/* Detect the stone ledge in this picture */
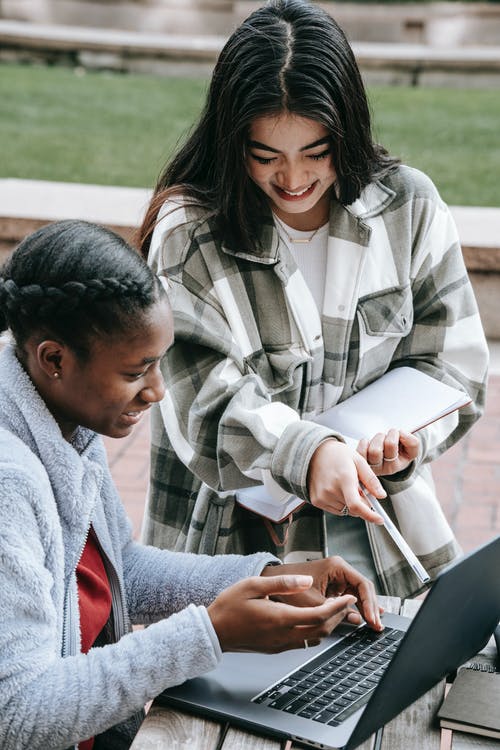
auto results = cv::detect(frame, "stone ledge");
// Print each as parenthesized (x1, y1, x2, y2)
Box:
(449, 206, 500, 273)
(1, 178, 499, 262)
(0, 180, 149, 265)
(1, 178, 499, 336)
(0, 180, 150, 229)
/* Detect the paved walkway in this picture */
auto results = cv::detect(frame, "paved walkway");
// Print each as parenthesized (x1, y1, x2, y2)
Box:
(106, 356, 500, 557)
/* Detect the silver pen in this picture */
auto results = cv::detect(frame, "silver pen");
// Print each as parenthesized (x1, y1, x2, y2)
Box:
(362, 488, 431, 585)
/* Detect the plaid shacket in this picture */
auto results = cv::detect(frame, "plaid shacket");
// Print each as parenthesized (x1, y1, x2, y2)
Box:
(143, 165, 488, 598)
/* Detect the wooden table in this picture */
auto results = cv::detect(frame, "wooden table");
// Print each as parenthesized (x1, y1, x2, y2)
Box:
(130, 596, 499, 750)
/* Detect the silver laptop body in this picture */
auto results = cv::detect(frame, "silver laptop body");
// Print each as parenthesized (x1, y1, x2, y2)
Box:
(159, 536, 500, 750)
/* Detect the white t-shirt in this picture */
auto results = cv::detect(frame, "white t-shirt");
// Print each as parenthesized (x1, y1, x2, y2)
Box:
(273, 216, 329, 312)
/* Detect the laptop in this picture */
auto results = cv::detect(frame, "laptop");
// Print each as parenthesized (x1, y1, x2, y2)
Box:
(158, 535, 500, 750)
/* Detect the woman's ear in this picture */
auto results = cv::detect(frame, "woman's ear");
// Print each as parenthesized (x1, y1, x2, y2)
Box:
(36, 340, 69, 380)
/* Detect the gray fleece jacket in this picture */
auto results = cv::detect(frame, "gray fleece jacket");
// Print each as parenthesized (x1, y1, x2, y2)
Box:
(0, 345, 276, 749)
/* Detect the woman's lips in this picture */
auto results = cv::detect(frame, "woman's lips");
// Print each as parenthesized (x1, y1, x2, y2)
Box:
(120, 408, 148, 426)
(273, 182, 317, 201)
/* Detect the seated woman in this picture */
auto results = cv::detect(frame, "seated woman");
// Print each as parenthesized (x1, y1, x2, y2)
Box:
(0, 220, 381, 750)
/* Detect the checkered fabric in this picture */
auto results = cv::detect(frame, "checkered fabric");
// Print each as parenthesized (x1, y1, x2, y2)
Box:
(142, 165, 488, 598)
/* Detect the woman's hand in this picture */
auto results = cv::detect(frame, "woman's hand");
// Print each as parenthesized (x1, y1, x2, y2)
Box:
(357, 429, 419, 477)
(207, 574, 358, 653)
(261, 556, 383, 631)
(307, 439, 385, 523)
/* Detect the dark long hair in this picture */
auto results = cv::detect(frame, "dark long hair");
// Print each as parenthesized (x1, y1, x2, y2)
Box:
(139, 0, 399, 257)
(0, 220, 162, 359)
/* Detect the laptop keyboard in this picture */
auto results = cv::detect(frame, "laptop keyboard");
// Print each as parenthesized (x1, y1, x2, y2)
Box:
(253, 625, 404, 727)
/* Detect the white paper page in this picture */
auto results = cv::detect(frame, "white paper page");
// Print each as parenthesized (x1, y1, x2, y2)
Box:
(314, 367, 471, 440)
(235, 485, 304, 523)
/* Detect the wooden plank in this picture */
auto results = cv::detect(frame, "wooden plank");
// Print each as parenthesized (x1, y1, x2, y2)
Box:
(380, 681, 444, 750)
(352, 733, 377, 750)
(130, 705, 220, 750)
(452, 731, 500, 749)
(222, 725, 281, 749)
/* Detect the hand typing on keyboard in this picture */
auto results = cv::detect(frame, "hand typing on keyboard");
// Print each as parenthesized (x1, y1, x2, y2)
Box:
(261, 556, 384, 632)
(208, 556, 383, 653)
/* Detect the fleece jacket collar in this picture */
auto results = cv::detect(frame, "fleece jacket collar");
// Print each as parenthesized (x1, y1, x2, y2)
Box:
(0, 345, 104, 572)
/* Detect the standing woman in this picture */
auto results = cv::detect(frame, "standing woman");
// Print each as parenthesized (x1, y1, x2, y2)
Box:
(0, 220, 383, 750)
(139, 0, 488, 597)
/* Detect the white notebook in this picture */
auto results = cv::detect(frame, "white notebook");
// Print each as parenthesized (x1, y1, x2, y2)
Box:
(235, 367, 471, 522)
(234, 484, 306, 524)
(313, 366, 471, 448)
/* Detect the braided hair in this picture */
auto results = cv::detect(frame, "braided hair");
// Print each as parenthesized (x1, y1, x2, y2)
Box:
(0, 220, 162, 359)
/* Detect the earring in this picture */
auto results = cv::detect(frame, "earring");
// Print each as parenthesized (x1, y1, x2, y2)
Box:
(53, 372, 60, 379)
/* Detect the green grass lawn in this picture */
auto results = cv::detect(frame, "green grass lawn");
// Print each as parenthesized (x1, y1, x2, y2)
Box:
(1, 62, 499, 207)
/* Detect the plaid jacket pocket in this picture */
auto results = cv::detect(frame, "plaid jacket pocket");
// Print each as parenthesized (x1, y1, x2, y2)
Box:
(354, 285, 413, 390)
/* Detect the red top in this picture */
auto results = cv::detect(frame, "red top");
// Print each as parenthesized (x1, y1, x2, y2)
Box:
(76, 528, 112, 750)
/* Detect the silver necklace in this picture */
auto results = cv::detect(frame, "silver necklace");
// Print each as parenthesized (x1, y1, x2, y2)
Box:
(274, 214, 323, 245)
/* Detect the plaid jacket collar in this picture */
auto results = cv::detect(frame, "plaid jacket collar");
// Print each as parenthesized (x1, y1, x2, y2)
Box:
(220, 179, 397, 264)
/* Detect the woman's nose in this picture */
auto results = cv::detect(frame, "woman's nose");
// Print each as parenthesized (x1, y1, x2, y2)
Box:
(141, 365, 166, 404)
(277, 161, 307, 190)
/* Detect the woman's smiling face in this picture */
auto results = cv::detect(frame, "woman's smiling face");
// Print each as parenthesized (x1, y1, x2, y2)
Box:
(246, 113, 337, 231)
(45, 297, 173, 441)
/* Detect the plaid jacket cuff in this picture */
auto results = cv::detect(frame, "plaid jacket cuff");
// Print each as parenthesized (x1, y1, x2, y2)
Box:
(270, 421, 343, 502)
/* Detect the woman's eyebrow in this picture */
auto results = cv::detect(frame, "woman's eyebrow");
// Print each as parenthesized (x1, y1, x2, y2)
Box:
(299, 137, 330, 151)
(248, 140, 280, 153)
(127, 356, 161, 367)
(248, 136, 330, 153)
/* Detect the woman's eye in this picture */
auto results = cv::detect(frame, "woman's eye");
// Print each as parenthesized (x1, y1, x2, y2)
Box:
(250, 154, 275, 165)
(127, 372, 147, 380)
(309, 149, 331, 161)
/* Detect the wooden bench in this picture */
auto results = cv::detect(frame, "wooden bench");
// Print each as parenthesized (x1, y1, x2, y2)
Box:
(1, 19, 500, 86)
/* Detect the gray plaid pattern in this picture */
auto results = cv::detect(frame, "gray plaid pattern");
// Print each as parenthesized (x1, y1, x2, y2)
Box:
(142, 166, 488, 598)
